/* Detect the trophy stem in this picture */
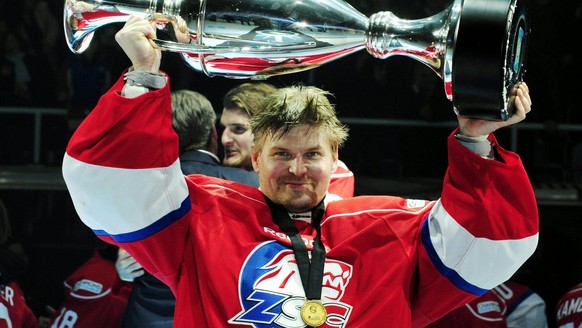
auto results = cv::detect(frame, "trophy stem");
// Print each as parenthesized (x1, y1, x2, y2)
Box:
(365, 1, 462, 100)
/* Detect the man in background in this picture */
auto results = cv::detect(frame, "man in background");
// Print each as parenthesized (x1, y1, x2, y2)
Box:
(117, 89, 259, 327)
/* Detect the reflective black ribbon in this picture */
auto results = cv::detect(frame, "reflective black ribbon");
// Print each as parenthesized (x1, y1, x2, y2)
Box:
(266, 198, 326, 301)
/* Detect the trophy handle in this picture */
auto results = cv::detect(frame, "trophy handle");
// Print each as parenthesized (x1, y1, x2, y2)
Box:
(152, 38, 317, 54)
(64, 0, 319, 54)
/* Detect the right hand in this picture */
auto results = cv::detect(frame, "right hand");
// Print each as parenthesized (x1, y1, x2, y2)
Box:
(115, 15, 162, 73)
(116, 248, 145, 282)
(457, 82, 532, 137)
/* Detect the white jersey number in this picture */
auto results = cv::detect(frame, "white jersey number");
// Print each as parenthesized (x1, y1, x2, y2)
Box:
(51, 307, 78, 328)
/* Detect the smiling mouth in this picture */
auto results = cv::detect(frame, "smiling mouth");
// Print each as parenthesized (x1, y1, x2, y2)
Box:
(284, 182, 308, 190)
(225, 150, 239, 158)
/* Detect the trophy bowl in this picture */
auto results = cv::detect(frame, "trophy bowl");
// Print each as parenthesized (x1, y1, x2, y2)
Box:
(64, 0, 529, 121)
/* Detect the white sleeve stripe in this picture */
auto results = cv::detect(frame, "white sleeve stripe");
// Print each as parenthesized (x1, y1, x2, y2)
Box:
(421, 218, 488, 296)
(505, 289, 534, 315)
(93, 197, 191, 242)
(62, 154, 189, 235)
(425, 200, 538, 290)
(69, 288, 112, 300)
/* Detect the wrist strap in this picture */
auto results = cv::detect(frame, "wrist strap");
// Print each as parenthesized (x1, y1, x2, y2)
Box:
(455, 133, 494, 159)
(124, 70, 167, 90)
(454, 133, 488, 143)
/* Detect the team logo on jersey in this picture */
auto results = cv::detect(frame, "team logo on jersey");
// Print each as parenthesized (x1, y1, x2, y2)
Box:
(73, 279, 103, 294)
(476, 301, 501, 314)
(229, 241, 353, 327)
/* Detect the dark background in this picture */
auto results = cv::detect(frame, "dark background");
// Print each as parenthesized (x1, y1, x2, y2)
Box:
(1, 0, 581, 326)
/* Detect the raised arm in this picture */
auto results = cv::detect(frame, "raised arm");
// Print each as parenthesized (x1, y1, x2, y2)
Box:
(62, 16, 192, 289)
(412, 84, 538, 326)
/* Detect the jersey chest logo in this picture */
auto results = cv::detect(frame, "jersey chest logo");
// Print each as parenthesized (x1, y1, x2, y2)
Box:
(229, 241, 353, 327)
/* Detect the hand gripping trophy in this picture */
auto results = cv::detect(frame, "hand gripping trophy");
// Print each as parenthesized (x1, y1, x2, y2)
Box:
(63, 0, 529, 120)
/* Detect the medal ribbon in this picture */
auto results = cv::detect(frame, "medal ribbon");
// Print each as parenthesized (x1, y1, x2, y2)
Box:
(266, 198, 326, 301)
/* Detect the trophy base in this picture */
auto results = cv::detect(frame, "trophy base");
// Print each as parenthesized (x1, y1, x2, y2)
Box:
(452, 0, 529, 121)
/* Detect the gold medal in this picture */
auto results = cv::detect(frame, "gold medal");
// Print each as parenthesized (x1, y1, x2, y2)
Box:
(300, 300, 327, 327)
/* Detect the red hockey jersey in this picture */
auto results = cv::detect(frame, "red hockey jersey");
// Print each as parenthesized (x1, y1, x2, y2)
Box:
(62, 74, 539, 327)
(556, 282, 582, 328)
(48, 252, 132, 328)
(427, 281, 547, 328)
(0, 281, 37, 328)
(328, 160, 354, 199)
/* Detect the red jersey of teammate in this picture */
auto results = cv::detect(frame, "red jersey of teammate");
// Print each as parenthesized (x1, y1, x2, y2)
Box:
(427, 289, 507, 328)
(328, 160, 354, 199)
(556, 282, 582, 328)
(49, 251, 132, 328)
(0, 281, 37, 328)
(427, 281, 547, 328)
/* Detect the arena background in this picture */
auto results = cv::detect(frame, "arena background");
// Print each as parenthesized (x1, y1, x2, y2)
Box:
(0, 0, 581, 326)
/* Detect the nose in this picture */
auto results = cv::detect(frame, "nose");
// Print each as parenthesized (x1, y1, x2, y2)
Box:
(289, 157, 307, 176)
(221, 129, 233, 146)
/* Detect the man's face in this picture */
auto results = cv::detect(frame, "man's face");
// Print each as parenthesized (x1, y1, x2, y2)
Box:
(252, 124, 338, 213)
(220, 108, 254, 169)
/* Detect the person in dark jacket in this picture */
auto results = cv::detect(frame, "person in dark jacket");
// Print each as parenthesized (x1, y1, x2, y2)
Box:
(116, 89, 258, 327)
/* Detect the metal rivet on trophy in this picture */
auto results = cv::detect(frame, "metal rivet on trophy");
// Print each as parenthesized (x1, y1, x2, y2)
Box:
(64, 0, 529, 120)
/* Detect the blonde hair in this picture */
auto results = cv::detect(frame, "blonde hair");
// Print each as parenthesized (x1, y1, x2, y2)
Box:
(223, 82, 277, 117)
(250, 85, 348, 151)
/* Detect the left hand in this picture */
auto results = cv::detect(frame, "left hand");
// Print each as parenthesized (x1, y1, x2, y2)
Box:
(457, 82, 532, 137)
(116, 248, 145, 282)
(115, 15, 162, 73)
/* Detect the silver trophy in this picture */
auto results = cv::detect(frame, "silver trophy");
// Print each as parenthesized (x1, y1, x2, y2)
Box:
(64, 0, 529, 120)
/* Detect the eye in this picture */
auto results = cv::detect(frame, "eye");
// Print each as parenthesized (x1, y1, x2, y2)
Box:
(274, 151, 290, 158)
(306, 151, 320, 158)
(230, 124, 249, 135)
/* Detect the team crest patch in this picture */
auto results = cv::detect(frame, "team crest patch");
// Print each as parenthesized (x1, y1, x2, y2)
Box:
(477, 301, 501, 314)
(73, 279, 103, 294)
(229, 241, 353, 327)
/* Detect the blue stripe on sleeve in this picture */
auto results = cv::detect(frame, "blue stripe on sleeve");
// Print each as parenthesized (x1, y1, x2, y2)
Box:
(506, 290, 534, 316)
(421, 218, 488, 296)
(93, 196, 191, 242)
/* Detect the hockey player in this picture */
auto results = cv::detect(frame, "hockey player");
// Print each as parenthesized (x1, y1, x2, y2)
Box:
(48, 244, 132, 328)
(555, 282, 582, 327)
(220, 82, 355, 199)
(62, 16, 538, 327)
(0, 199, 37, 328)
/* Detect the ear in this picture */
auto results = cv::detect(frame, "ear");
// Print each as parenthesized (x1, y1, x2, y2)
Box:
(332, 149, 339, 173)
(211, 124, 218, 140)
(251, 145, 260, 172)
(209, 125, 219, 155)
